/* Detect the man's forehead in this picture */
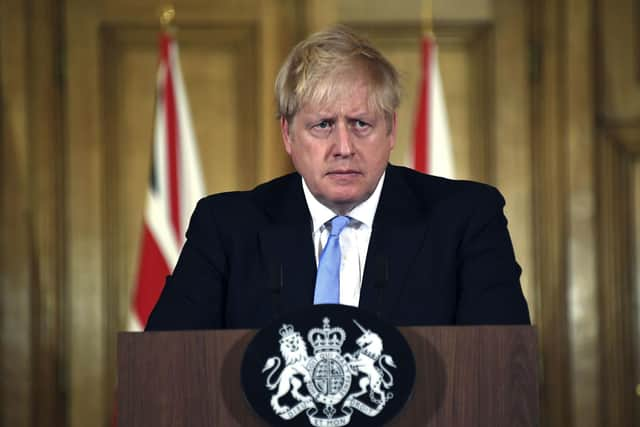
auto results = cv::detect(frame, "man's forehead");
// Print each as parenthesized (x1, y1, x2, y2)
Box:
(300, 75, 379, 110)
(298, 90, 381, 118)
(298, 102, 380, 118)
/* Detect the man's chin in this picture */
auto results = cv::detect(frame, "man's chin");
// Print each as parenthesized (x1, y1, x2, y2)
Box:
(326, 172, 361, 180)
(321, 191, 367, 214)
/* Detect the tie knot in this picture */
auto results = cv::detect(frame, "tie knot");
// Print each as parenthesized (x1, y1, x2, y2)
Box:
(329, 216, 350, 236)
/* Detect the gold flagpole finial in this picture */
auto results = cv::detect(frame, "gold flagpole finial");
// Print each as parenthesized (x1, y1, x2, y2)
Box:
(159, 5, 176, 29)
(421, 0, 434, 38)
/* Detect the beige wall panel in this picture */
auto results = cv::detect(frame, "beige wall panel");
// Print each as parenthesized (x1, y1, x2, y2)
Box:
(596, 131, 637, 427)
(635, 164, 640, 370)
(1, 0, 65, 425)
(598, 0, 640, 119)
(439, 44, 475, 181)
(1, 1, 33, 426)
(305, 0, 339, 33)
(635, 163, 640, 425)
(102, 0, 261, 22)
(28, 1, 66, 425)
(376, 35, 421, 168)
(180, 29, 258, 193)
(340, 0, 420, 21)
(257, 0, 299, 181)
(434, 0, 492, 21)
(66, 0, 107, 423)
(595, 0, 640, 425)
(338, 0, 492, 22)
(0, 110, 32, 427)
(439, 32, 491, 182)
(565, 1, 599, 426)
(532, 1, 574, 425)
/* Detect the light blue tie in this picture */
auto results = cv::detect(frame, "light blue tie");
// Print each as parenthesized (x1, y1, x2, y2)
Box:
(314, 216, 350, 304)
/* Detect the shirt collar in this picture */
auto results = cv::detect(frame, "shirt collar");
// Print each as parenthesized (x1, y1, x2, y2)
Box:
(302, 171, 386, 233)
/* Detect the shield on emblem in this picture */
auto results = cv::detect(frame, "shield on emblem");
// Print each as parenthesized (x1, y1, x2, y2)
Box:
(313, 359, 344, 395)
(307, 352, 352, 405)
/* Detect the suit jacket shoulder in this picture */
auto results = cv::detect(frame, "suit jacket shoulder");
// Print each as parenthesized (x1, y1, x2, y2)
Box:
(365, 165, 529, 325)
(194, 172, 310, 229)
(384, 165, 505, 213)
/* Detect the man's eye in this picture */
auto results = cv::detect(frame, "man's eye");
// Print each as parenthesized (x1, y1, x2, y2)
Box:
(352, 120, 372, 134)
(308, 120, 334, 137)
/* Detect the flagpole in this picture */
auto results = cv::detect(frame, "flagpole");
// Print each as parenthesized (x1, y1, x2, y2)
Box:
(412, 0, 454, 178)
(421, 0, 434, 39)
(159, 4, 176, 32)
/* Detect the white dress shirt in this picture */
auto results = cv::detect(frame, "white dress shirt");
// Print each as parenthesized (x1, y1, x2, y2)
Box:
(301, 173, 385, 307)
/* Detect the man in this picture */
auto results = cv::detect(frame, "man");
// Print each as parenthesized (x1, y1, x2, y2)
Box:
(146, 26, 530, 330)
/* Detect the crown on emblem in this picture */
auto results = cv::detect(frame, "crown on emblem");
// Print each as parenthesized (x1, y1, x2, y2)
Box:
(307, 317, 346, 354)
(278, 324, 299, 341)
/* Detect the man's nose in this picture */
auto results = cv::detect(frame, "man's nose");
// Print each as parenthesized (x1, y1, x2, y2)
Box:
(334, 122, 354, 157)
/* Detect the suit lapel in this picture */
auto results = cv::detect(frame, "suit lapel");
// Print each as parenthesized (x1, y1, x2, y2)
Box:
(256, 174, 317, 313)
(359, 166, 430, 317)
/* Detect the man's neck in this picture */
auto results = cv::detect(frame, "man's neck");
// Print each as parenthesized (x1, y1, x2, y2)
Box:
(301, 172, 386, 232)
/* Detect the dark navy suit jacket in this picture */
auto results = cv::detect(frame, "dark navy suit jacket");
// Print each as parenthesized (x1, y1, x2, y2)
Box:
(146, 165, 530, 330)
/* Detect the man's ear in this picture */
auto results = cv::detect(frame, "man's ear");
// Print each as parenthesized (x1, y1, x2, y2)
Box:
(388, 111, 398, 150)
(281, 116, 293, 155)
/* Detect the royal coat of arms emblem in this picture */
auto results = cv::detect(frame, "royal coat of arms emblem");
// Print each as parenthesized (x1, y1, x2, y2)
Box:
(261, 317, 397, 426)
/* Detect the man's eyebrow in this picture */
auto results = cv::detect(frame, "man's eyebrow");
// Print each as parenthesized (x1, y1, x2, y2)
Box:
(346, 112, 376, 120)
(304, 113, 337, 121)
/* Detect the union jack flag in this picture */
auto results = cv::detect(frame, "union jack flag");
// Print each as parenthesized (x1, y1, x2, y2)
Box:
(412, 35, 455, 178)
(129, 31, 205, 330)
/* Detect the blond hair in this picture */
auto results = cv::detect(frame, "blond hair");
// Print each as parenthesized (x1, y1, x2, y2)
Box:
(275, 25, 400, 131)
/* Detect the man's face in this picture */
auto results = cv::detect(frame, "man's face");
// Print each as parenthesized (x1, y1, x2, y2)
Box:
(281, 80, 396, 214)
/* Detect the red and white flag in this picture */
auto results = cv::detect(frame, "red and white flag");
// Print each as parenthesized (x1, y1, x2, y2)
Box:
(129, 32, 206, 331)
(412, 35, 455, 178)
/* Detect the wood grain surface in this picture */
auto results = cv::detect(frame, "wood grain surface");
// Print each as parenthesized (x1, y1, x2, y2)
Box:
(118, 326, 538, 426)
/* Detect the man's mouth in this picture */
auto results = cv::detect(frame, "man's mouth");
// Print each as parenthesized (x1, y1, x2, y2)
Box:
(326, 169, 361, 176)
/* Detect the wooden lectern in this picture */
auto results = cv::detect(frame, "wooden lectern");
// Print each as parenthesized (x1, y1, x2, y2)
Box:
(118, 326, 538, 426)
